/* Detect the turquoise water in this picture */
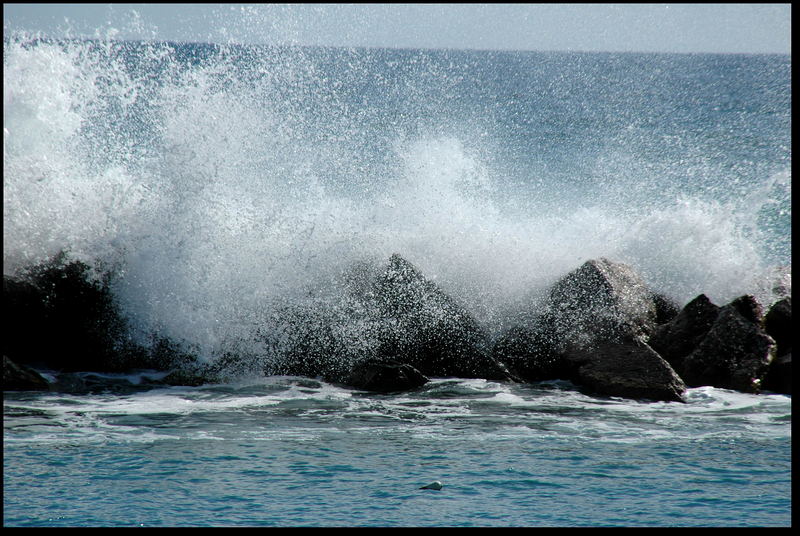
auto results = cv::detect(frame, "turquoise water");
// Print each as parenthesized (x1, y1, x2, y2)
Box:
(3, 36, 791, 527)
(3, 378, 792, 527)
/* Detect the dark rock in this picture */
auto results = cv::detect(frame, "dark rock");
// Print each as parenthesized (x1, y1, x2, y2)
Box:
(345, 358, 429, 393)
(46, 371, 160, 395)
(647, 294, 720, 375)
(726, 294, 763, 324)
(544, 258, 660, 345)
(160, 368, 213, 387)
(47, 372, 92, 393)
(265, 254, 514, 387)
(3, 355, 50, 391)
(492, 258, 686, 402)
(764, 297, 791, 357)
(372, 254, 511, 380)
(3, 276, 48, 366)
(762, 353, 791, 395)
(3, 254, 148, 372)
(491, 321, 564, 382)
(681, 298, 777, 393)
(652, 292, 681, 325)
(157, 347, 264, 387)
(146, 336, 203, 373)
(266, 300, 375, 383)
(561, 340, 686, 403)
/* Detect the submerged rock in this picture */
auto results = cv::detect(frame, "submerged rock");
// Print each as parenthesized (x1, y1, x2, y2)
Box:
(160, 368, 215, 387)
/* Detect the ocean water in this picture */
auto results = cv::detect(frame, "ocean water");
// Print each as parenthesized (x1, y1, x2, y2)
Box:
(3, 35, 791, 527)
(3, 376, 793, 527)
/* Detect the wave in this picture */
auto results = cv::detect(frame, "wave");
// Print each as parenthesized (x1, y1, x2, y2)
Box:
(3, 36, 791, 363)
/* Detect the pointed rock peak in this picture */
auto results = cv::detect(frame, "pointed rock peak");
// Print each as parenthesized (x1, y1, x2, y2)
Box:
(388, 253, 406, 265)
(575, 258, 626, 282)
(583, 257, 615, 273)
(383, 254, 432, 291)
(549, 258, 653, 313)
(724, 294, 763, 324)
(686, 294, 716, 308)
(387, 253, 423, 278)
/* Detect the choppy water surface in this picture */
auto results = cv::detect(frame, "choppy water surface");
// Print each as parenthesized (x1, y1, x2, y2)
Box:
(3, 377, 791, 526)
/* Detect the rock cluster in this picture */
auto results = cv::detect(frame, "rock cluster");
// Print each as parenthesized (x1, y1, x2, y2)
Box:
(492, 258, 788, 401)
(4, 253, 791, 400)
(494, 258, 686, 402)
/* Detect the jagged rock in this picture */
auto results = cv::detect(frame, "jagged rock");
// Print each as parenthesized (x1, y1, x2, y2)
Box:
(372, 254, 512, 380)
(647, 294, 720, 375)
(649, 293, 786, 395)
(3, 355, 50, 391)
(265, 254, 514, 387)
(681, 297, 777, 393)
(726, 294, 763, 324)
(491, 258, 686, 402)
(491, 321, 563, 382)
(764, 297, 791, 357)
(543, 258, 660, 346)
(561, 340, 686, 403)
(345, 358, 429, 393)
(652, 292, 681, 325)
(492, 258, 664, 374)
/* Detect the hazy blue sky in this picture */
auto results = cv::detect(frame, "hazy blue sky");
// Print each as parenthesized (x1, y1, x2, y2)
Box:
(3, 3, 792, 54)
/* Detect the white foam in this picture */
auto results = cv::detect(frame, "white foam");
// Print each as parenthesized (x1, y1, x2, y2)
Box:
(3, 36, 790, 366)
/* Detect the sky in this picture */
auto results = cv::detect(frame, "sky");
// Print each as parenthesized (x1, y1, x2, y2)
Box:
(2, 3, 792, 54)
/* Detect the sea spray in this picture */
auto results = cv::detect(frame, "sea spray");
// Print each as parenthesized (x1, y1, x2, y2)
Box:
(4, 36, 791, 369)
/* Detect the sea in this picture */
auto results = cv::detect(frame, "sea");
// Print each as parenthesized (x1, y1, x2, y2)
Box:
(3, 35, 791, 527)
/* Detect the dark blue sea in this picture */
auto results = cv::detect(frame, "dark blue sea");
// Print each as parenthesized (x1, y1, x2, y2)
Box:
(3, 37, 791, 527)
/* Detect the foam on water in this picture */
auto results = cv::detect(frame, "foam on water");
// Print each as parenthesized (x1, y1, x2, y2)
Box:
(3, 33, 791, 365)
(4, 376, 790, 448)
